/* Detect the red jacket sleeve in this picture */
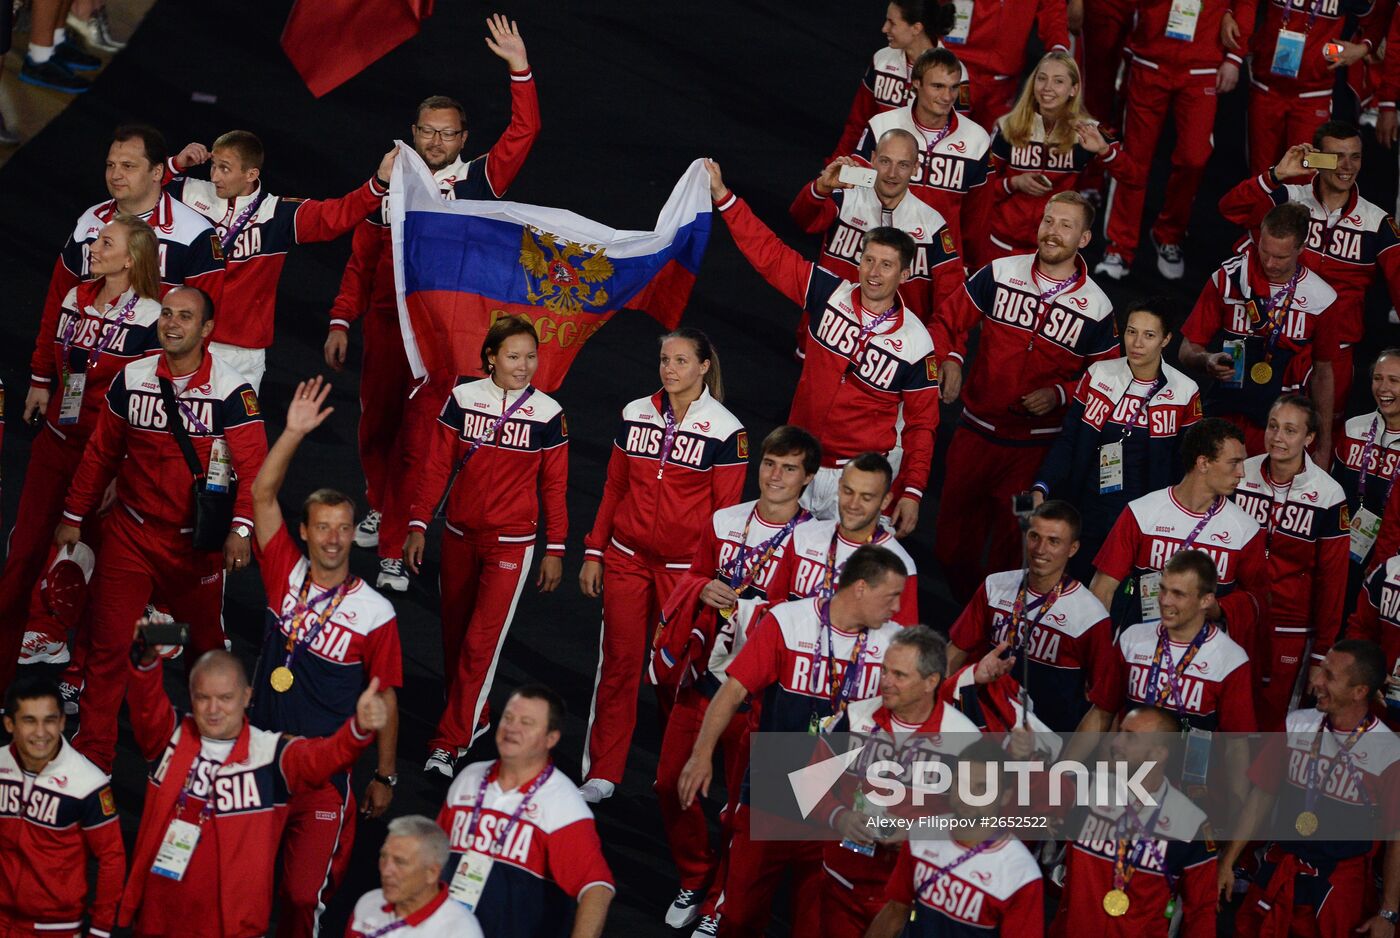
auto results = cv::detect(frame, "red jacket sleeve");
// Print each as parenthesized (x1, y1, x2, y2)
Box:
(1371, 482, 1400, 575)
(948, 581, 994, 654)
(832, 78, 879, 162)
(482, 69, 542, 198)
(1218, 660, 1258, 732)
(1081, 616, 1120, 712)
(1310, 509, 1351, 658)
(1036, 0, 1071, 51)
(1381, 6, 1400, 109)
(1218, 172, 1283, 230)
(62, 387, 128, 525)
(1001, 876, 1046, 934)
(688, 523, 721, 578)
(884, 842, 917, 904)
(409, 411, 460, 530)
(724, 610, 784, 694)
(280, 715, 376, 794)
(1348, 567, 1382, 644)
(789, 181, 840, 235)
(892, 358, 940, 504)
(1180, 849, 1219, 938)
(1181, 275, 1226, 347)
(895, 573, 920, 625)
(712, 459, 747, 517)
(541, 432, 569, 557)
(1093, 506, 1141, 583)
(227, 410, 269, 530)
(329, 220, 386, 331)
(80, 789, 126, 937)
(715, 193, 818, 308)
(931, 267, 994, 366)
(583, 442, 631, 561)
(125, 660, 180, 762)
(290, 177, 388, 244)
(32, 258, 78, 388)
(1231, 0, 1261, 54)
(1219, 532, 1266, 658)
(543, 818, 616, 899)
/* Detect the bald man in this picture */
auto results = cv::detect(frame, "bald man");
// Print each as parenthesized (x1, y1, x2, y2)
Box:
(119, 629, 389, 937)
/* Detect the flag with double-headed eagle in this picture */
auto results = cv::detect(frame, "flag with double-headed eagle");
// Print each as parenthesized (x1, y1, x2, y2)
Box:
(389, 143, 712, 392)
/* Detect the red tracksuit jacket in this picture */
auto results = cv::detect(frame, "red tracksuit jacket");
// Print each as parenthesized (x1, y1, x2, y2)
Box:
(1232, 454, 1349, 657)
(31, 280, 163, 435)
(1219, 172, 1400, 349)
(408, 377, 568, 555)
(1231, 0, 1384, 97)
(584, 388, 747, 566)
(944, 0, 1070, 78)
(1127, 0, 1238, 70)
(933, 253, 1120, 441)
(39, 194, 225, 359)
(62, 351, 268, 533)
(119, 658, 374, 935)
(717, 191, 941, 503)
(165, 168, 387, 349)
(329, 68, 540, 330)
(0, 739, 125, 935)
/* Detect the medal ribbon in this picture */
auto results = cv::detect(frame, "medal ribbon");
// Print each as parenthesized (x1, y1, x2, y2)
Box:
(279, 572, 355, 672)
(841, 301, 901, 383)
(219, 190, 268, 255)
(1117, 375, 1167, 441)
(464, 761, 555, 851)
(722, 507, 811, 595)
(1026, 266, 1083, 352)
(1143, 624, 1209, 715)
(1282, 0, 1326, 34)
(363, 918, 411, 938)
(1302, 715, 1374, 816)
(922, 117, 955, 170)
(914, 837, 1000, 898)
(810, 597, 869, 728)
(656, 394, 681, 479)
(174, 747, 229, 825)
(1355, 415, 1400, 506)
(1112, 795, 1168, 894)
(1179, 496, 1222, 552)
(60, 291, 140, 373)
(819, 527, 885, 600)
(1004, 576, 1068, 654)
(1254, 265, 1305, 368)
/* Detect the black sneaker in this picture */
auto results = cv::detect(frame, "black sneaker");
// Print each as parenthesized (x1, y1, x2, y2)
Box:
(55, 39, 102, 72)
(20, 56, 91, 93)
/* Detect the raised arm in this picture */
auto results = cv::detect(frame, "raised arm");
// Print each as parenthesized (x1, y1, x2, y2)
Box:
(253, 377, 335, 552)
(706, 159, 818, 308)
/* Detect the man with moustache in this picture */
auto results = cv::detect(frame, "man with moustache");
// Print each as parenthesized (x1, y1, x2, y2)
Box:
(933, 191, 1118, 602)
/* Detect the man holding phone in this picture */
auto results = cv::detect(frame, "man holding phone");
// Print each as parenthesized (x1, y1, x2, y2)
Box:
(53, 286, 268, 773)
(1220, 122, 1400, 450)
(790, 128, 963, 329)
(248, 375, 403, 938)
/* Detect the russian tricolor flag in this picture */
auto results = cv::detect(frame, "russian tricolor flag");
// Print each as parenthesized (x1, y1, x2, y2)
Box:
(389, 143, 712, 392)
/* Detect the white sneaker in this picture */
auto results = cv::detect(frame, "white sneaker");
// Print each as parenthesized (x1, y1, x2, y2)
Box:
(578, 779, 615, 803)
(1094, 252, 1129, 281)
(18, 631, 70, 665)
(692, 915, 719, 936)
(354, 510, 382, 548)
(424, 748, 455, 778)
(1152, 234, 1185, 280)
(376, 557, 409, 592)
(666, 888, 703, 928)
(67, 9, 125, 51)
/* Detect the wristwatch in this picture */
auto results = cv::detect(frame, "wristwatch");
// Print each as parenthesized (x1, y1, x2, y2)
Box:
(233, 524, 252, 539)
(373, 772, 399, 788)
(1379, 910, 1398, 924)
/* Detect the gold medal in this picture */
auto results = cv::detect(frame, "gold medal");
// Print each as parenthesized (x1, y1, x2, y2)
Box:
(1295, 810, 1319, 837)
(1250, 362, 1273, 384)
(270, 666, 295, 693)
(1103, 888, 1130, 917)
(718, 605, 735, 620)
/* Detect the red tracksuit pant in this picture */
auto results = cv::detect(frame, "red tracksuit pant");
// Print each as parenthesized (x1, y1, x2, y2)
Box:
(935, 426, 1051, 603)
(276, 781, 356, 938)
(820, 863, 890, 938)
(0, 428, 98, 683)
(429, 529, 534, 752)
(0, 917, 80, 938)
(1079, 0, 1136, 123)
(377, 370, 453, 564)
(357, 305, 413, 515)
(1254, 629, 1312, 732)
(1234, 852, 1373, 937)
(71, 509, 226, 772)
(1248, 84, 1334, 176)
(1104, 64, 1218, 264)
(715, 804, 824, 937)
(655, 685, 751, 892)
(584, 544, 685, 784)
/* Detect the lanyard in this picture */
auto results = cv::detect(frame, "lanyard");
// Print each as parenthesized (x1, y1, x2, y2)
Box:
(914, 838, 999, 897)
(61, 291, 140, 372)
(363, 918, 410, 938)
(465, 762, 555, 852)
(1027, 267, 1083, 352)
(1180, 497, 1222, 552)
(219, 191, 268, 255)
(1143, 625, 1208, 716)
(1112, 796, 1168, 892)
(819, 527, 883, 600)
(1303, 716, 1374, 814)
(1356, 416, 1400, 505)
(922, 117, 954, 167)
(723, 507, 811, 595)
(1004, 576, 1067, 653)
(279, 572, 355, 671)
(811, 597, 868, 721)
(174, 745, 229, 825)
(461, 387, 535, 467)
(1117, 375, 1166, 441)
(1262, 469, 1295, 560)
(1251, 266, 1304, 366)
(657, 394, 681, 479)
(841, 301, 900, 384)
(1283, 0, 1326, 33)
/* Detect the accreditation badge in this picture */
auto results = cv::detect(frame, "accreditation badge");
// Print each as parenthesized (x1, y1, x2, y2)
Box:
(1138, 571, 1162, 622)
(151, 818, 202, 881)
(1098, 441, 1124, 494)
(58, 369, 86, 426)
(1349, 507, 1382, 564)
(1165, 0, 1202, 41)
(1271, 29, 1306, 78)
(449, 849, 494, 912)
(945, 0, 973, 43)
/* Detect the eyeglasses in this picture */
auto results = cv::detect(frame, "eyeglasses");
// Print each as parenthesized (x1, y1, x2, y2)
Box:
(413, 125, 464, 141)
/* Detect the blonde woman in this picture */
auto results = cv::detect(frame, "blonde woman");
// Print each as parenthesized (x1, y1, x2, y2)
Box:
(975, 52, 1128, 263)
(0, 214, 164, 677)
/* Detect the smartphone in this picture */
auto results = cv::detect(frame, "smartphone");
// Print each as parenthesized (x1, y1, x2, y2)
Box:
(143, 621, 191, 646)
(1302, 151, 1338, 170)
(1011, 492, 1036, 517)
(1032, 173, 1053, 187)
(837, 165, 877, 188)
